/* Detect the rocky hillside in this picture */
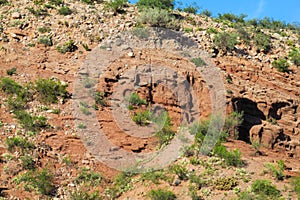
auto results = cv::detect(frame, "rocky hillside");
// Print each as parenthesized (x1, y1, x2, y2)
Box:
(0, 0, 299, 199)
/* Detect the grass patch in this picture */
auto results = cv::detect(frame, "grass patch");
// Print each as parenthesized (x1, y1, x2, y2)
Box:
(148, 188, 176, 200)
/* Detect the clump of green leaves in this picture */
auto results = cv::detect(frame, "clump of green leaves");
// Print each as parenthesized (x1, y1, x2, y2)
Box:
(254, 32, 272, 53)
(69, 189, 102, 200)
(128, 92, 147, 106)
(191, 57, 206, 67)
(21, 155, 36, 170)
(0, 77, 23, 95)
(13, 110, 48, 132)
(290, 174, 300, 199)
(169, 164, 189, 180)
(250, 179, 282, 199)
(213, 144, 243, 167)
(5, 136, 34, 152)
(57, 6, 72, 15)
(137, 7, 180, 29)
(140, 169, 167, 184)
(137, 0, 174, 10)
(0, 0, 9, 6)
(132, 109, 152, 126)
(105, 171, 134, 199)
(38, 26, 51, 33)
(35, 78, 68, 104)
(38, 35, 53, 46)
(264, 160, 285, 180)
(154, 111, 175, 148)
(214, 177, 238, 190)
(56, 40, 77, 53)
(272, 58, 290, 72)
(75, 167, 102, 186)
(148, 188, 176, 200)
(104, 0, 128, 13)
(288, 47, 300, 66)
(95, 91, 107, 107)
(6, 67, 17, 76)
(214, 32, 238, 53)
(14, 168, 55, 196)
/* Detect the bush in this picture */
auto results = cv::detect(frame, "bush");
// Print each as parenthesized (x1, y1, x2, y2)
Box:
(272, 58, 290, 72)
(137, 0, 174, 10)
(56, 40, 77, 53)
(154, 111, 175, 148)
(169, 164, 188, 180)
(70, 189, 102, 200)
(237, 27, 251, 45)
(251, 179, 281, 199)
(38, 35, 53, 46)
(200, 9, 211, 17)
(5, 136, 34, 152)
(183, 5, 198, 14)
(288, 47, 300, 66)
(191, 57, 206, 67)
(132, 109, 152, 126)
(213, 144, 243, 167)
(0, 77, 22, 95)
(254, 32, 271, 53)
(57, 6, 72, 15)
(0, 0, 8, 5)
(214, 177, 238, 190)
(104, 0, 128, 13)
(35, 78, 68, 104)
(6, 67, 17, 76)
(75, 167, 102, 186)
(128, 92, 147, 106)
(218, 13, 247, 23)
(95, 91, 107, 106)
(148, 188, 176, 200)
(140, 169, 167, 184)
(21, 155, 36, 170)
(137, 7, 180, 29)
(290, 175, 300, 199)
(16, 168, 55, 195)
(13, 110, 48, 132)
(49, 0, 64, 6)
(264, 160, 285, 180)
(214, 32, 238, 53)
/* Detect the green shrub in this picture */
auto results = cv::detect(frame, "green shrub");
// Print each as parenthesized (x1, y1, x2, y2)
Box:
(213, 144, 243, 167)
(154, 111, 175, 148)
(49, 0, 64, 6)
(0, 77, 22, 95)
(290, 175, 300, 199)
(56, 40, 77, 53)
(81, 0, 94, 5)
(5, 136, 34, 152)
(6, 67, 17, 76)
(218, 13, 247, 23)
(38, 35, 53, 46)
(16, 168, 55, 195)
(237, 191, 256, 200)
(264, 160, 285, 180)
(38, 27, 51, 34)
(21, 155, 36, 170)
(237, 27, 251, 45)
(13, 110, 48, 132)
(191, 57, 206, 67)
(272, 58, 290, 72)
(169, 164, 188, 180)
(140, 169, 167, 184)
(200, 9, 211, 17)
(148, 188, 176, 200)
(35, 78, 68, 104)
(254, 32, 271, 53)
(57, 6, 72, 15)
(183, 5, 198, 14)
(105, 171, 134, 199)
(214, 177, 238, 190)
(104, 0, 128, 13)
(69, 189, 102, 200)
(137, 7, 179, 29)
(214, 32, 238, 53)
(250, 179, 281, 199)
(132, 109, 152, 126)
(75, 167, 102, 186)
(288, 47, 300, 66)
(95, 91, 107, 107)
(26, 7, 49, 17)
(224, 111, 243, 139)
(128, 92, 147, 106)
(137, 0, 174, 10)
(77, 122, 86, 129)
(206, 27, 218, 34)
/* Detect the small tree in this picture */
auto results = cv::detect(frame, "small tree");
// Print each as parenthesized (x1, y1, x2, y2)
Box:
(214, 32, 238, 53)
(272, 58, 290, 72)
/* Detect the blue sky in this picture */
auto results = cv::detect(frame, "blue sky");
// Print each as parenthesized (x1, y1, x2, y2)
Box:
(129, 0, 300, 24)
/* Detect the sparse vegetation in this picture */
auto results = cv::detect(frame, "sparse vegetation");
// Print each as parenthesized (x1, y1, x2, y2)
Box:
(38, 35, 53, 46)
(154, 111, 175, 148)
(128, 92, 147, 106)
(5, 136, 34, 152)
(6, 67, 17, 76)
(264, 160, 285, 180)
(20, 155, 36, 170)
(58, 6, 72, 15)
(104, 0, 128, 13)
(75, 167, 102, 186)
(137, 0, 174, 10)
(56, 39, 77, 53)
(95, 91, 107, 107)
(289, 47, 300, 66)
(254, 32, 272, 53)
(250, 179, 282, 199)
(131, 109, 152, 126)
(191, 57, 206, 67)
(214, 32, 238, 53)
(272, 58, 290, 72)
(290, 174, 300, 199)
(214, 177, 238, 190)
(35, 78, 68, 104)
(148, 188, 176, 200)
